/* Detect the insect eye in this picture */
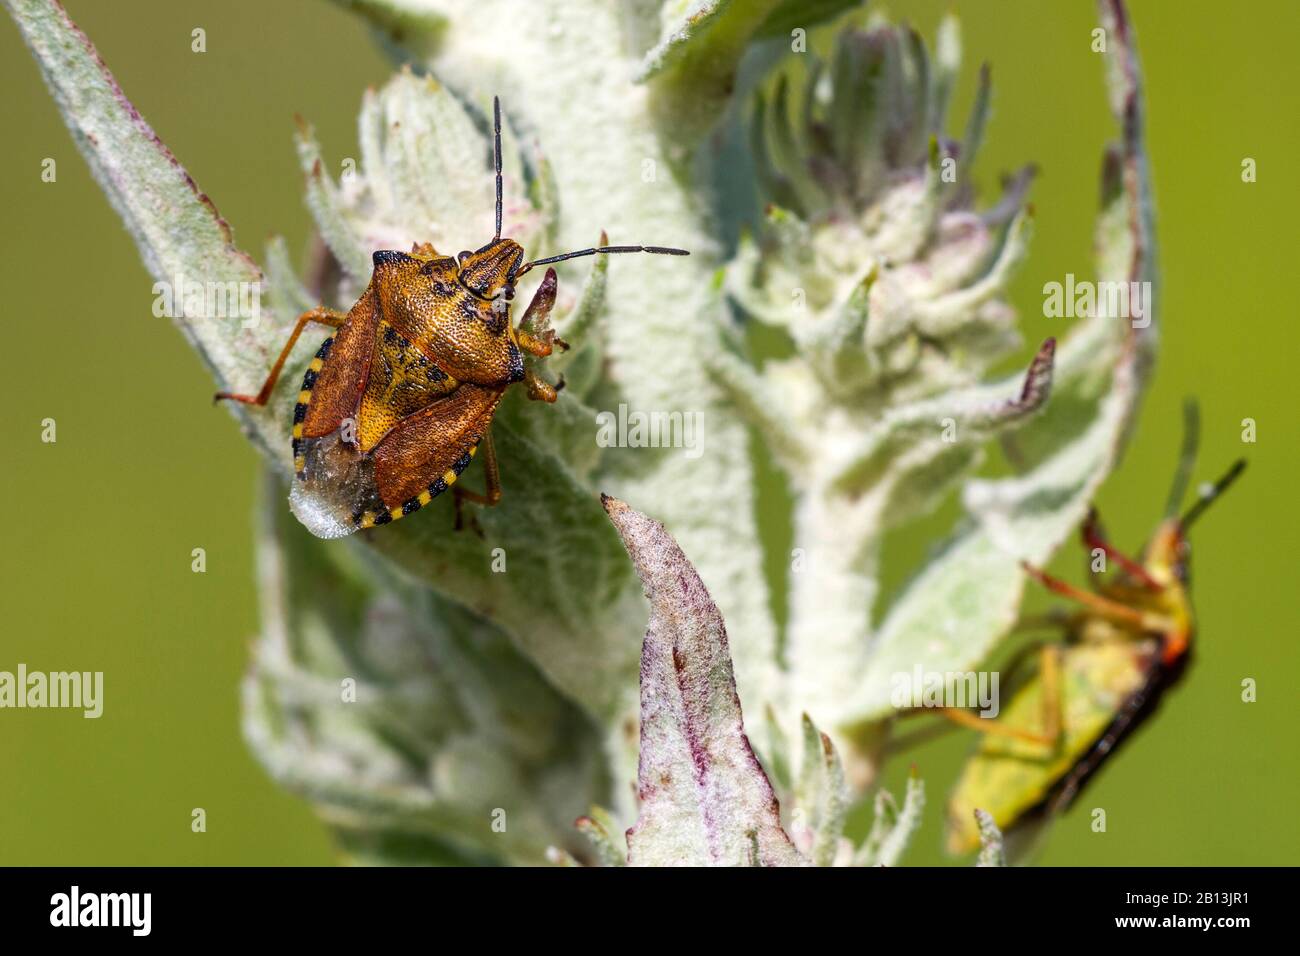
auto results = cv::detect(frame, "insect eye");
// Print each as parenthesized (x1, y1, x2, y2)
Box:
(457, 251, 471, 263)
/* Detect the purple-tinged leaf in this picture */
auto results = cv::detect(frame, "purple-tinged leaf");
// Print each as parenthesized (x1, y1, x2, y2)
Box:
(603, 495, 803, 867)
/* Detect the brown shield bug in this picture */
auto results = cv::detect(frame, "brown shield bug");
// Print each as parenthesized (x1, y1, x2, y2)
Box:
(217, 97, 688, 538)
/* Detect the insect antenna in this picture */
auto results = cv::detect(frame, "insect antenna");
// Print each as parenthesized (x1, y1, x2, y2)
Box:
(493, 95, 503, 242)
(1179, 459, 1247, 531)
(514, 244, 689, 278)
(1162, 398, 1201, 518)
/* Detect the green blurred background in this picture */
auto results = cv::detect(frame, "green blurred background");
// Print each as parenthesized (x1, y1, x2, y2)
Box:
(1, 0, 1295, 865)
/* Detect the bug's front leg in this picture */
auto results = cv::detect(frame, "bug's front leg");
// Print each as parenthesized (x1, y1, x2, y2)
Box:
(515, 267, 570, 357)
(511, 268, 566, 402)
(517, 329, 569, 357)
(1081, 509, 1162, 591)
(523, 368, 562, 403)
(1022, 561, 1156, 630)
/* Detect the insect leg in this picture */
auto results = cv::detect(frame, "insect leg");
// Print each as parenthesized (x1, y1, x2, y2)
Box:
(524, 368, 560, 403)
(515, 268, 569, 355)
(1020, 561, 1152, 629)
(937, 707, 1057, 747)
(1038, 644, 1063, 745)
(931, 645, 1065, 748)
(214, 307, 347, 406)
(517, 329, 566, 357)
(889, 635, 1057, 754)
(889, 642, 1060, 754)
(517, 269, 557, 343)
(1081, 509, 1162, 590)
(454, 430, 502, 533)
(512, 268, 567, 397)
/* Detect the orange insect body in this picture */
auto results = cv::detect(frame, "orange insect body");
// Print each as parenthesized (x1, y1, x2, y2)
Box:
(288, 242, 536, 538)
(218, 98, 686, 538)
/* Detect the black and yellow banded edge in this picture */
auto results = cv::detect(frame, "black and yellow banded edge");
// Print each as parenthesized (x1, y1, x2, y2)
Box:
(290, 336, 334, 478)
(351, 443, 479, 530)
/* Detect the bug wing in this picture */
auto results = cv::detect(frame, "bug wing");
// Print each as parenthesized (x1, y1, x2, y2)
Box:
(297, 286, 380, 446)
(945, 640, 1153, 854)
(371, 382, 504, 509)
(290, 382, 503, 538)
(290, 429, 382, 539)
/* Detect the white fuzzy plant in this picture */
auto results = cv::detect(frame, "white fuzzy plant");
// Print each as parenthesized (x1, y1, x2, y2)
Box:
(8, 0, 1155, 865)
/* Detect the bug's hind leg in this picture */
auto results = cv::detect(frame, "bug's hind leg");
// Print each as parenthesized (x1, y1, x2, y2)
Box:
(214, 307, 347, 406)
(454, 430, 502, 535)
(889, 641, 1064, 755)
(937, 644, 1064, 749)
